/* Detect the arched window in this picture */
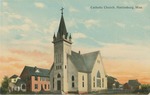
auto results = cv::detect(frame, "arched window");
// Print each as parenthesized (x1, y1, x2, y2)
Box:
(93, 76, 95, 87)
(72, 76, 74, 81)
(57, 73, 61, 78)
(97, 71, 101, 87)
(82, 75, 84, 81)
(72, 75, 75, 88)
(82, 75, 85, 88)
(97, 71, 101, 78)
(72, 82, 74, 88)
(102, 78, 104, 87)
(82, 82, 84, 87)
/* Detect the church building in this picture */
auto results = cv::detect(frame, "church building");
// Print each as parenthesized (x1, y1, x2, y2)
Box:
(49, 8, 107, 94)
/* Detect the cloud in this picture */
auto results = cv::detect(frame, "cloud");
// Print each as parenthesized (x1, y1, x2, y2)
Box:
(66, 19, 77, 28)
(44, 19, 77, 35)
(143, 25, 150, 30)
(0, 56, 21, 63)
(100, 43, 150, 60)
(83, 19, 100, 28)
(0, 12, 37, 33)
(8, 13, 22, 19)
(14, 49, 53, 67)
(103, 58, 150, 84)
(44, 20, 58, 34)
(69, 7, 79, 13)
(122, 1, 135, 6)
(72, 32, 87, 39)
(0, 24, 34, 32)
(34, 2, 45, 8)
(10, 49, 49, 58)
(2, 2, 8, 7)
(115, 22, 125, 28)
(85, 6, 90, 11)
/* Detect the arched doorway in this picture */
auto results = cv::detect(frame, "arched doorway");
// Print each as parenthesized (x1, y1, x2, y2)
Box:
(57, 73, 61, 90)
(22, 84, 26, 89)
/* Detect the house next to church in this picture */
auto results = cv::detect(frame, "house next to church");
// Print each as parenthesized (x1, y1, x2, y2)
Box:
(20, 66, 50, 92)
(49, 9, 107, 94)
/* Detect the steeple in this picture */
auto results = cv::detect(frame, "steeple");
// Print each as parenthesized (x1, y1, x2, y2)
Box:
(53, 8, 72, 44)
(57, 14, 68, 38)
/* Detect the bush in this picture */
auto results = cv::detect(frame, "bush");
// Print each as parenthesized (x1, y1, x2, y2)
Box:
(0, 76, 10, 94)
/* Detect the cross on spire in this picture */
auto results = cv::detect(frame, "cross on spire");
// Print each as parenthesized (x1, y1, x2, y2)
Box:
(61, 7, 64, 15)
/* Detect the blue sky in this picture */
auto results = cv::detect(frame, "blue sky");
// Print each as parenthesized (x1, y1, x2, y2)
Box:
(0, 0, 150, 84)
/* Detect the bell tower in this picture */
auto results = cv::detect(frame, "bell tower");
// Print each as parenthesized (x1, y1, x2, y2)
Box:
(52, 8, 72, 92)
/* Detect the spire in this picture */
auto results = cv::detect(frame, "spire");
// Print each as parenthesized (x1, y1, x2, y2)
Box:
(57, 7, 68, 39)
(53, 8, 72, 44)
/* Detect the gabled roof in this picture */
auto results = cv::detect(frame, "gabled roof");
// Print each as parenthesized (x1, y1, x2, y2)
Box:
(16, 79, 25, 86)
(128, 79, 141, 86)
(68, 51, 88, 73)
(82, 51, 99, 72)
(10, 74, 19, 79)
(22, 66, 50, 77)
(68, 51, 100, 73)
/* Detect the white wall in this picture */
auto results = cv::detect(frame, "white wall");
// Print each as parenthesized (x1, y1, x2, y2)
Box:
(67, 57, 78, 92)
(11, 77, 20, 83)
(91, 52, 107, 91)
(78, 72, 88, 93)
(62, 42, 71, 92)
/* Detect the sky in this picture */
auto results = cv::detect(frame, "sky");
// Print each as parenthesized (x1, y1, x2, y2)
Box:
(0, 0, 150, 85)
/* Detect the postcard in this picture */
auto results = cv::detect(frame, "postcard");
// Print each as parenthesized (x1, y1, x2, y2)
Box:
(0, 0, 150, 94)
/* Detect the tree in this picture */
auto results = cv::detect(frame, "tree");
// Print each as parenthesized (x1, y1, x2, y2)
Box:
(107, 76, 117, 89)
(140, 84, 150, 94)
(0, 76, 10, 94)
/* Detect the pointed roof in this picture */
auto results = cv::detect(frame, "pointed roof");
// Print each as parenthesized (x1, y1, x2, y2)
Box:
(82, 51, 99, 72)
(57, 15, 68, 38)
(128, 79, 141, 86)
(68, 51, 100, 73)
(53, 8, 72, 44)
(10, 74, 19, 79)
(68, 51, 88, 73)
(21, 66, 50, 77)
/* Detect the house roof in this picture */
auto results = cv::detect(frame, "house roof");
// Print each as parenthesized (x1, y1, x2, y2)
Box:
(128, 79, 141, 86)
(10, 74, 19, 79)
(22, 66, 50, 77)
(16, 79, 25, 86)
(68, 51, 99, 73)
(82, 51, 99, 72)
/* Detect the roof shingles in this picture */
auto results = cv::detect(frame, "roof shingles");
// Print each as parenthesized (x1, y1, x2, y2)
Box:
(24, 66, 49, 77)
(68, 51, 99, 73)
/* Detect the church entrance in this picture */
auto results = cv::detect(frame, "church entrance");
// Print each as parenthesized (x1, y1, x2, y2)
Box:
(57, 80, 61, 90)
